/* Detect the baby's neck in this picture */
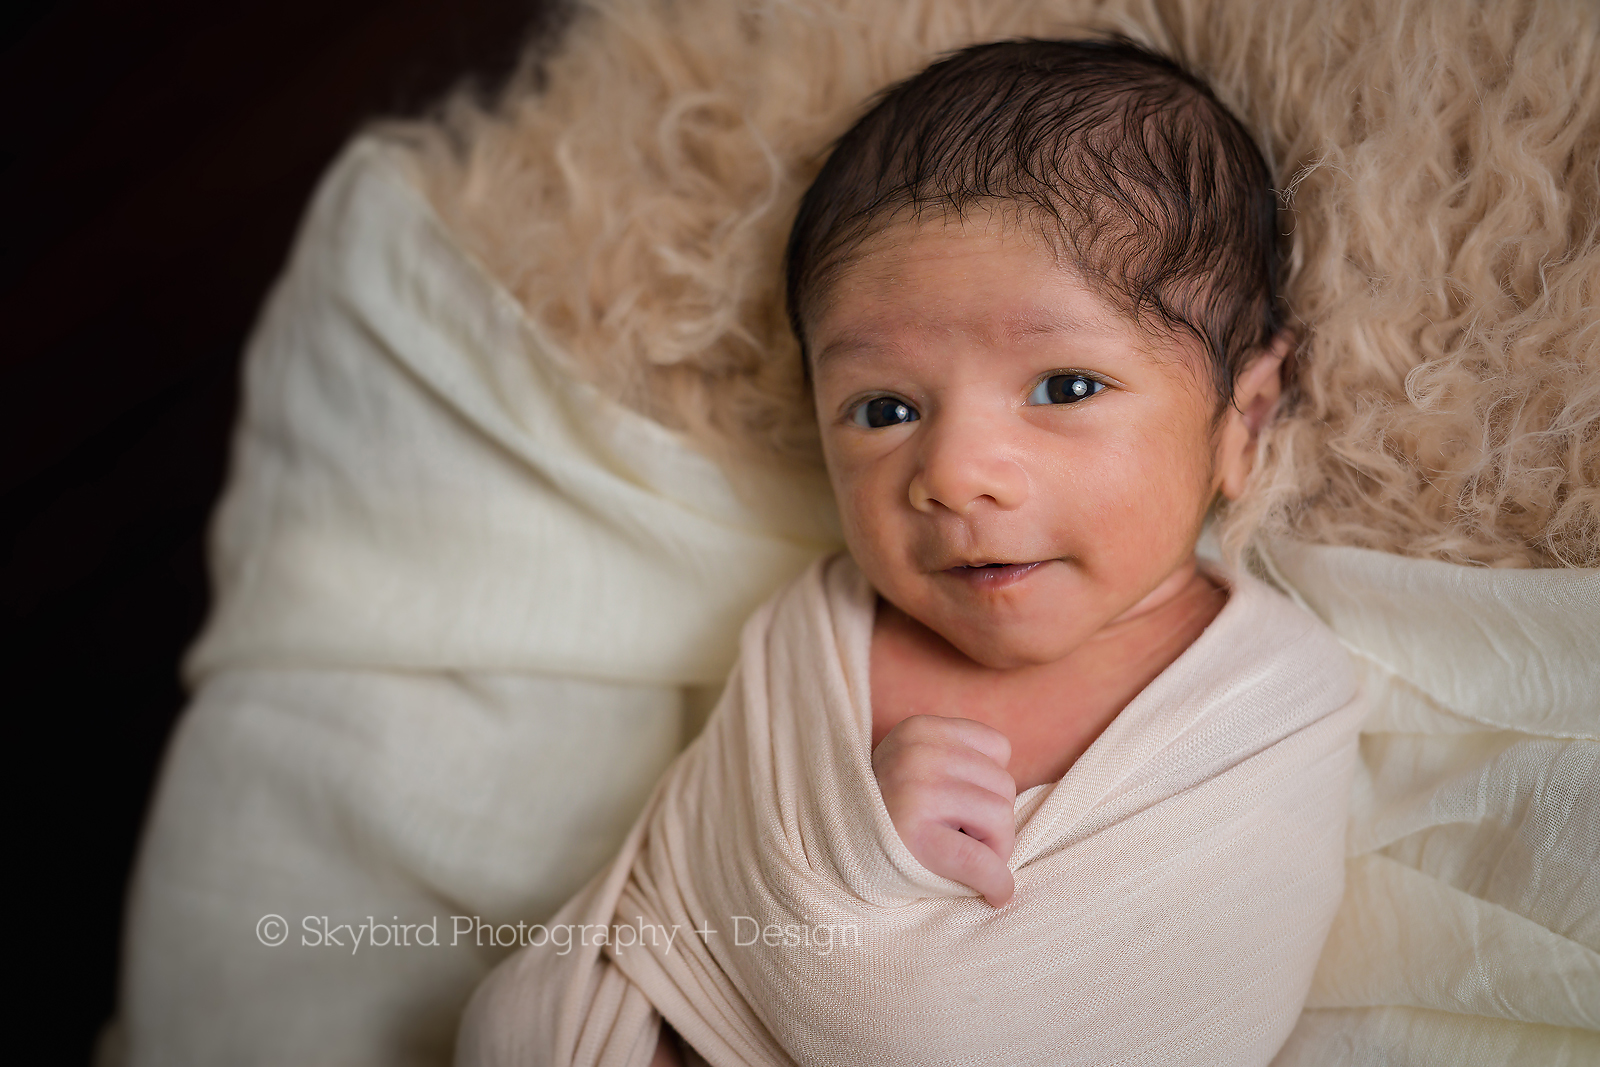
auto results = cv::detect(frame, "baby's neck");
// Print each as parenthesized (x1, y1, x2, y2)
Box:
(869, 557, 1227, 792)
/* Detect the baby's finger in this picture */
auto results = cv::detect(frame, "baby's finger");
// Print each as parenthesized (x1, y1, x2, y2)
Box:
(900, 714, 1012, 772)
(875, 737, 1016, 808)
(902, 779, 1016, 865)
(943, 779, 1017, 862)
(938, 744, 1018, 806)
(918, 824, 1016, 908)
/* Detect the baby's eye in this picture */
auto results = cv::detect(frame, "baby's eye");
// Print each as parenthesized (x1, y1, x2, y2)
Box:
(851, 396, 920, 428)
(1028, 374, 1104, 405)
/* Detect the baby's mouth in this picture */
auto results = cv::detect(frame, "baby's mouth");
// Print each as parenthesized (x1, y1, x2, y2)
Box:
(944, 560, 1047, 587)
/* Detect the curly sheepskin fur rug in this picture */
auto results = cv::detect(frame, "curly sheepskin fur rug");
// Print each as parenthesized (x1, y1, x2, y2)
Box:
(395, 0, 1600, 569)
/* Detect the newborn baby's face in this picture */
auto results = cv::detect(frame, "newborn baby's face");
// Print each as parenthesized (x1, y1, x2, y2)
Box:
(808, 216, 1228, 670)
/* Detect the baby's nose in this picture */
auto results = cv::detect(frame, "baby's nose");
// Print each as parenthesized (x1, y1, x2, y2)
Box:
(906, 413, 1028, 514)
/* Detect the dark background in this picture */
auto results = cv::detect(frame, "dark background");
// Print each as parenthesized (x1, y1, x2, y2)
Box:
(1, 1, 558, 1060)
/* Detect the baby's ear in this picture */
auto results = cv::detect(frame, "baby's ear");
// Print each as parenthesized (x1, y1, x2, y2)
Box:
(1215, 331, 1292, 501)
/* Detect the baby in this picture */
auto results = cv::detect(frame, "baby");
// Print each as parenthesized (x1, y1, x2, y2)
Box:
(462, 38, 1360, 1067)
(790, 37, 1294, 914)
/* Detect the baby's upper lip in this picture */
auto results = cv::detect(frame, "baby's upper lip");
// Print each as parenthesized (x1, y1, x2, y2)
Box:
(942, 558, 1043, 570)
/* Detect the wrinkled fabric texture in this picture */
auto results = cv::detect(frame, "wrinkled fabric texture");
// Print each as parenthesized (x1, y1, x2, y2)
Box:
(186, 138, 838, 687)
(1264, 543, 1600, 1066)
(115, 139, 839, 1067)
(458, 555, 1365, 1067)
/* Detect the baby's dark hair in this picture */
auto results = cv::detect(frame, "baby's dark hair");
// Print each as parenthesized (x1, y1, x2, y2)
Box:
(785, 37, 1282, 406)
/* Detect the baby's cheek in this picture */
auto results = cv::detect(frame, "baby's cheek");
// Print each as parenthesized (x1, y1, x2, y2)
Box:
(1129, 418, 1215, 510)
(837, 478, 908, 586)
(1074, 440, 1206, 572)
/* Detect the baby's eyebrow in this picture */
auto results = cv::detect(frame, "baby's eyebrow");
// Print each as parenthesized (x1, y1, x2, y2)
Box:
(1004, 310, 1110, 340)
(811, 308, 1120, 369)
(813, 330, 902, 369)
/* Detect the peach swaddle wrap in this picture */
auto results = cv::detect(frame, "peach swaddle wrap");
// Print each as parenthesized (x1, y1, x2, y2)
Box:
(459, 555, 1364, 1067)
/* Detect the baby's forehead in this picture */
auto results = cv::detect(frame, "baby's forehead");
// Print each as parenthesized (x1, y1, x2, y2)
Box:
(812, 214, 1169, 353)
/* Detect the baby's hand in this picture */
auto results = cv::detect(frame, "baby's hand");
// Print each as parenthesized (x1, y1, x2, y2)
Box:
(871, 715, 1016, 907)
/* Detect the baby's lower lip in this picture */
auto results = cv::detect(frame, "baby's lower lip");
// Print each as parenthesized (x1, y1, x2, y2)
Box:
(943, 561, 1047, 588)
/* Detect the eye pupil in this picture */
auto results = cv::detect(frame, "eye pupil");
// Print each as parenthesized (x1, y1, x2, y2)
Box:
(1043, 374, 1100, 404)
(861, 397, 918, 428)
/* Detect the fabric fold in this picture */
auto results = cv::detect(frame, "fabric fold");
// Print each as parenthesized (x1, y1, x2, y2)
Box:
(118, 137, 842, 1067)
(460, 554, 1364, 1067)
(186, 136, 840, 688)
(1264, 541, 1600, 1066)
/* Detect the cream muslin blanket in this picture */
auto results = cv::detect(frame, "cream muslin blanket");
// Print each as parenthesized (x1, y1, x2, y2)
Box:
(1266, 545, 1600, 1066)
(112, 138, 838, 1067)
(460, 555, 1365, 1067)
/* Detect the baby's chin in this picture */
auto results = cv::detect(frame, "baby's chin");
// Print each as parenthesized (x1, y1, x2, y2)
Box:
(934, 621, 1084, 671)
(903, 594, 1091, 670)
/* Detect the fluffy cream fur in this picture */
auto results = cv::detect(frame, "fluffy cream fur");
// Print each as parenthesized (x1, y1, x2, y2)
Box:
(395, 0, 1599, 568)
